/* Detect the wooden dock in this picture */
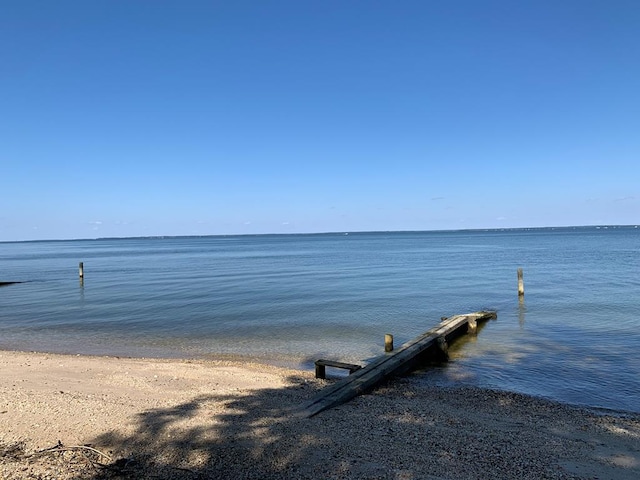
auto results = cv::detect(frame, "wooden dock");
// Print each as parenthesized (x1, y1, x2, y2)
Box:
(298, 311, 497, 418)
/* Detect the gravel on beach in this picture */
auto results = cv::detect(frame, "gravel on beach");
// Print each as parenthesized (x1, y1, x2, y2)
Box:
(1, 351, 639, 479)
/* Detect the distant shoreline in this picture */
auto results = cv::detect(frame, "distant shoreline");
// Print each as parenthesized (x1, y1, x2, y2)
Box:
(1, 223, 638, 244)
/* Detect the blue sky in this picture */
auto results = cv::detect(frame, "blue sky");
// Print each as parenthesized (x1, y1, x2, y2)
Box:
(2, 1, 638, 241)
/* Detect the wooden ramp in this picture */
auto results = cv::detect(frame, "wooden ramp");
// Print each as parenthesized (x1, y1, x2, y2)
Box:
(298, 311, 497, 418)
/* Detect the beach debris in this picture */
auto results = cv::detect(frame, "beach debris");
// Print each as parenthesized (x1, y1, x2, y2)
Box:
(29, 441, 112, 462)
(0, 441, 26, 461)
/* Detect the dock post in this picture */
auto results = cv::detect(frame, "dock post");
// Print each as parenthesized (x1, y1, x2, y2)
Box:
(436, 336, 449, 361)
(467, 317, 478, 334)
(385, 334, 394, 352)
(517, 268, 524, 297)
(79, 262, 84, 278)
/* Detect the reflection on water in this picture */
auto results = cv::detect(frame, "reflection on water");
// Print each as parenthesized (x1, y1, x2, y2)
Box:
(518, 297, 526, 327)
(414, 305, 640, 413)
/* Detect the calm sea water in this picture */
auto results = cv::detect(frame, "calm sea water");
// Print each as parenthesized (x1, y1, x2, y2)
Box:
(1, 227, 639, 413)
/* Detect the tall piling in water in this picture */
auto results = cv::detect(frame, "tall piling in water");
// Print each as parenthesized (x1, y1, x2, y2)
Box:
(517, 268, 524, 297)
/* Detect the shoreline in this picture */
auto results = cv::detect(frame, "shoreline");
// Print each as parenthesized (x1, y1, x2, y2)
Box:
(3, 347, 637, 417)
(1, 349, 639, 479)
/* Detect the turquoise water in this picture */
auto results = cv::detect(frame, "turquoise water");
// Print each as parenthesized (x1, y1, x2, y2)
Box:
(1, 227, 639, 413)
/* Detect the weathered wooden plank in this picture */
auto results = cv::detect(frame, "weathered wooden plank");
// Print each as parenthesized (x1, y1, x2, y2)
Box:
(301, 316, 467, 408)
(298, 311, 496, 418)
(314, 359, 362, 379)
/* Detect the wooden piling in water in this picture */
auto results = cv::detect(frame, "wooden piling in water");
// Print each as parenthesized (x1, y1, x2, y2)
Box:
(436, 336, 449, 361)
(384, 334, 394, 352)
(517, 268, 524, 296)
(467, 317, 478, 334)
(79, 262, 84, 278)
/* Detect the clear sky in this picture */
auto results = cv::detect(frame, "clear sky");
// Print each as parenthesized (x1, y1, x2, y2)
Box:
(2, 1, 639, 241)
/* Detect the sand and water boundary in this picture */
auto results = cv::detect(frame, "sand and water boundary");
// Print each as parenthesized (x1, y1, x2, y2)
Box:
(1, 349, 639, 479)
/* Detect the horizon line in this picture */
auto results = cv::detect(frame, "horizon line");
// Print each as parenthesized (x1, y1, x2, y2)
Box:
(2, 224, 638, 244)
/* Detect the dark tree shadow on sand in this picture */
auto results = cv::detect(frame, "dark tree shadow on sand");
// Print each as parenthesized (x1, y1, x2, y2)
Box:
(67, 372, 640, 480)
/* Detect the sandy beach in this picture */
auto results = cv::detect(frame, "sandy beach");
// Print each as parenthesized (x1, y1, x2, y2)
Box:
(1, 350, 638, 479)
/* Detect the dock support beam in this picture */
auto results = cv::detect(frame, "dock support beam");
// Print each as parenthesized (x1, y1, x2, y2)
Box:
(467, 317, 478, 334)
(437, 336, 449, 361)
(315, 359, 362, 379)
